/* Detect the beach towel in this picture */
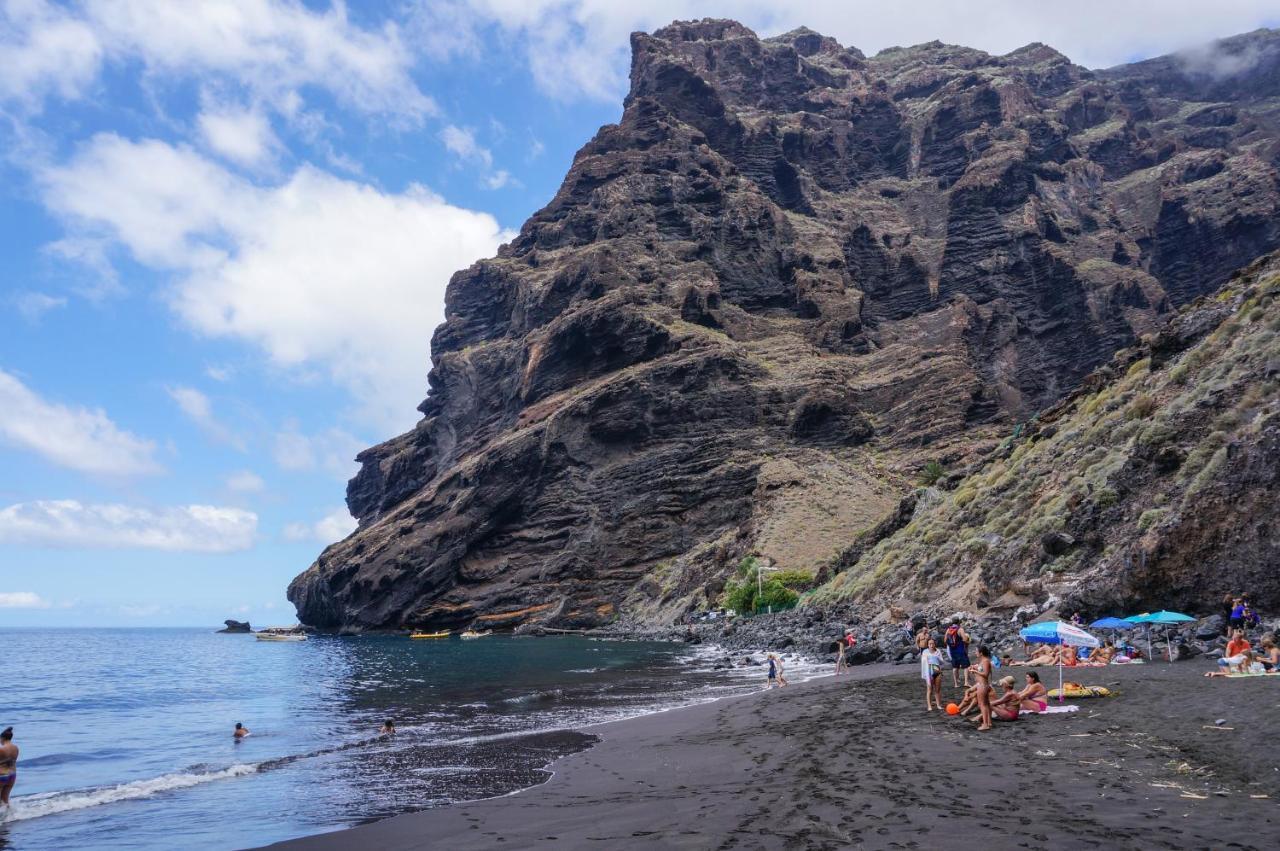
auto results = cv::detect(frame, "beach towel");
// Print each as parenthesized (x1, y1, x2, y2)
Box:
(1047, 683, 1112, 699)
(1224, 671, 1280, 678)
(1029, 705, 1079, 714)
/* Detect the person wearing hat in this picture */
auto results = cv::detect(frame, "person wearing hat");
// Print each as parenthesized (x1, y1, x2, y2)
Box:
(987, 676, 1021, 722)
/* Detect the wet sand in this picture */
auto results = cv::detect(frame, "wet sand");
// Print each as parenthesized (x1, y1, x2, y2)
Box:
(268, 662, 1279, 850)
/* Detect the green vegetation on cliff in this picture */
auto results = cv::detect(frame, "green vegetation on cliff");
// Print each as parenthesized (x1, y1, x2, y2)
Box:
(814, 255, 1280, 614)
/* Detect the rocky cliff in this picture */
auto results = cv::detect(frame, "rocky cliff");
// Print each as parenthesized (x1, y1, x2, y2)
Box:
(290, 21, 1280, 631)
(814, 253, 1280, 615)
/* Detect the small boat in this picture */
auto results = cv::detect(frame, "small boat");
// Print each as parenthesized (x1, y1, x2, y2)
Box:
(256, 627, 306, 642)
(410, 630, 451, 639)
(460, 629, 492, 640)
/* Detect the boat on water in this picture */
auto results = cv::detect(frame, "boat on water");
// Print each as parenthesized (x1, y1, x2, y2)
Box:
(409, 630, 451, 639)
(460, 629, 492, 639)
(255, 627, 307, 642)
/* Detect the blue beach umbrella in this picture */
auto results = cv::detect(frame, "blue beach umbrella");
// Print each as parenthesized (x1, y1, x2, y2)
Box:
(1126, 611, 1195, 661)
(1089, 617, 1137, 630)
(1020, 621, 1101, 701)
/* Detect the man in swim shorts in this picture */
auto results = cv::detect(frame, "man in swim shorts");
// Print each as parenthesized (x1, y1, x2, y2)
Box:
(944, 619, 971, 688)
(0, 727, 18, 808)
(234, 722, 250, 739)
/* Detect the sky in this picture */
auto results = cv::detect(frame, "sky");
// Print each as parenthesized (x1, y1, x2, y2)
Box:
(2, 1, 1278, 627)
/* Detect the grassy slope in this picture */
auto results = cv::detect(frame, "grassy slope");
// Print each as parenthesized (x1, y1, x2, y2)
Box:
(813, 254, 1280, 615)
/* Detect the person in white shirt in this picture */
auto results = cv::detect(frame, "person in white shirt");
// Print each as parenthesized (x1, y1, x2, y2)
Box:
(920, 637, 946, 711)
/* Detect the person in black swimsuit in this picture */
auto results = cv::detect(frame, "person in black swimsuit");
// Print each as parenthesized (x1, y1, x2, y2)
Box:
(0, 727, 17, 809)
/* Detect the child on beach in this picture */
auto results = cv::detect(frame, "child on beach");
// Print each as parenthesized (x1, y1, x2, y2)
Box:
(766, 653, 788, 688)
(920, 637, 946, 711)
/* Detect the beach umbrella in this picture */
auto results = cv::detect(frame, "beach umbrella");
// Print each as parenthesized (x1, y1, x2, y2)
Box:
(1126, 611, 1195, 661)
(1089, 617, 1136, 630)
(1019, 621, 1101, 701)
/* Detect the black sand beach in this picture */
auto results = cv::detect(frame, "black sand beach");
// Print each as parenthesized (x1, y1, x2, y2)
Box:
(268, 662, 1279, 850)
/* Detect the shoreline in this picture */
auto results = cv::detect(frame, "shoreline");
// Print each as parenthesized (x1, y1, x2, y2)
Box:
(264, 661, 1278, 850)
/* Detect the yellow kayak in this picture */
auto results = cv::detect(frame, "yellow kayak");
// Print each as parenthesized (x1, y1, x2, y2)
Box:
(410, 631, 450, 639)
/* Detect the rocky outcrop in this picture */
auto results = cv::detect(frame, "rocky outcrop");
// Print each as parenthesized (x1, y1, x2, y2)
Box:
(816, 254, 1280, 614)
(290, 21, 1280, 631)
(217, 620, 252, 633)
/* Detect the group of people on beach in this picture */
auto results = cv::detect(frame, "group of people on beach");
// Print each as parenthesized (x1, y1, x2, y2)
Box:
(1206, 629, 1279, 677)
(917, 634, 1046, 730)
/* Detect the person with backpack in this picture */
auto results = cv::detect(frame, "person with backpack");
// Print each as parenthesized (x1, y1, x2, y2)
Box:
(944, 619, 971, 688)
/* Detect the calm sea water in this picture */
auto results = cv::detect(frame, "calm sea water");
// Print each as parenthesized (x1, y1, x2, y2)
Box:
(0, 628, 791, 849)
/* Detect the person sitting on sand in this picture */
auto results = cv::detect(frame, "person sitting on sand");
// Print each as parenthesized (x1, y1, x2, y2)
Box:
(1218, 630, 1252, 673)
(1092, 641, 1116, 665)
(766, 653, 788, 688)
(380, 719, 396, 736)
(1062, 645, 1079, 666)
(969, 646, 995, 731)
(920, 637, 946, 711)
(1257, 637, 1280, 672)
(986, 676, 1021, 722)
(234, 722, 250, 739)
(1017, 672, 1049, 712)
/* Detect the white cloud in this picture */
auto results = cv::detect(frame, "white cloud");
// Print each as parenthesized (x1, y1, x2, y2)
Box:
(0, 591, 52, 609)
(166, 384, 243, 449)
(439, 124, 493, 168)
(0, 499, 257, 552)
(204, 364, 234, 382)
(225, 469, 265, 493)
(197, 104, 278, 167)
(273, 424, 363, 480)
(15, 0, 431, 115)
(284, 506, 356, 544)
(40, 134, 512, 431)
(14, 291, 67, 322)
(43, 236, 123, 300)
(440, 124, 515, 191)
(0, 367, 162, 475)
(483, 169, 514, 190)
(427, 0, 1280, 102)
(0, 0, 104, 108)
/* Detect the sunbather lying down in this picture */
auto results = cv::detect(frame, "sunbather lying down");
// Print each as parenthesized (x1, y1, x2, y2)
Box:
(1010, 645, 1077, 666)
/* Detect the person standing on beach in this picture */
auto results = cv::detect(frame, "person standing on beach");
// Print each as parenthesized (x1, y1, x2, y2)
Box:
(970, 646, 994, 731)
(920, 638, 946, 711)
(834, 629, 854, 675)
(0, 727, 17, 809)
(766, 653, 787, 688)
(944, 619, 971, 689)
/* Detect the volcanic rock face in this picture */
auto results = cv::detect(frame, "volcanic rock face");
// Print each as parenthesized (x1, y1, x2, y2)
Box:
(290, 21, 1280, 631)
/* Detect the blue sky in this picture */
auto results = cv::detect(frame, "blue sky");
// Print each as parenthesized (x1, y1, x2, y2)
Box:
(3, 1, 1277, 627)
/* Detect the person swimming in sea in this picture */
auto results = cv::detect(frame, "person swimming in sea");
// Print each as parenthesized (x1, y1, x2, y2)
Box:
(380, 719, 396, 736)
(234, 722, 250, 740)
(0, 727, 18, 809)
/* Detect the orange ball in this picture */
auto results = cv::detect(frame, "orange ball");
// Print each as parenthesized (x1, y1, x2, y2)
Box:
(946, 703, 960, 715)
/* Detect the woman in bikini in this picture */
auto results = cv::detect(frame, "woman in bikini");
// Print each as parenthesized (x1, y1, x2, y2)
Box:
(0, 727, 17, 809)
(970, 645, 994, 731)
(987, 676, 1021, 722)
(1017, 671, 1049, 712)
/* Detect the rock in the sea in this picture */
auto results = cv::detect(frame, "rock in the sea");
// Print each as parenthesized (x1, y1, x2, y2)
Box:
(288, 20, 1280, 632)
(217, 620, 251, 633)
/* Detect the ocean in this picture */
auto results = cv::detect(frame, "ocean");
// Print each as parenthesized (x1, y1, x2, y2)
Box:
(0, 628, 798, 849)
